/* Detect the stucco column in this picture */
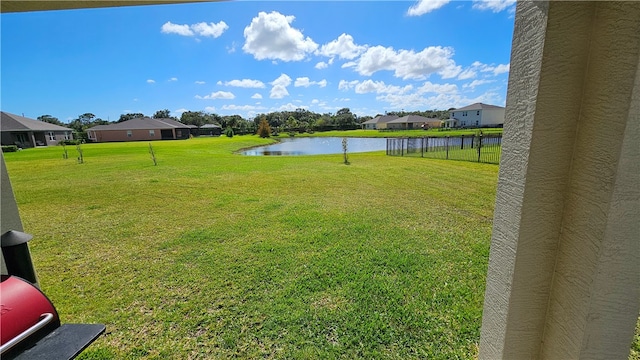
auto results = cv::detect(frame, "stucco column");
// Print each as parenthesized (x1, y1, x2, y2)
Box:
(480, 1, 640, 359)
(1, 153, 25, 275)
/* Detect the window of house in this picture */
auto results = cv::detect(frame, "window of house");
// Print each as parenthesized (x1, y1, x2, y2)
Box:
(476, 120, 479, 126)
(88, 131, 96, 140)
(127, 130, 132, 137)
(177, 130, 182, 137)
(48, 132, 55, 141)
(463, 111, 467, 116)
(149, 130, 155, 137)
(64, 132, 71, 140)
(477, 111, 480, 115)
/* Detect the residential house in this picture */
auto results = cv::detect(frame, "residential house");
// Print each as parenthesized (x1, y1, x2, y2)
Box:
(386, 115, 440, 130)
(199, 123, 222, 136)
(87, 117, 194, 142)
(361, 115, 399, 130)
(1, 111, 74, 148)
(446, 103, 505, 128)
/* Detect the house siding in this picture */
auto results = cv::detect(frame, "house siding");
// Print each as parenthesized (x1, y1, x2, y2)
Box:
(89, 128, 190, 142)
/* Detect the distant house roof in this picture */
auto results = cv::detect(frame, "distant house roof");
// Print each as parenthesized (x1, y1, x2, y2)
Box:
(88, 117, 192, 131)
(1, 111, 73, 132)
(387, 115, 431, 124)
(362, 115, 399, 125)
(201, 123, 222, 128)
(451, 103, 505, 111)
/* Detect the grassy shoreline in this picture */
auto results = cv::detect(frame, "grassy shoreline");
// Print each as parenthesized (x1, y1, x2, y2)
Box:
(5, 136, 498, 359)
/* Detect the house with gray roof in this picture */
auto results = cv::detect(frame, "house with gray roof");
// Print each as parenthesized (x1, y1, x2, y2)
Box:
(445, 102, 505, 128)
(361, 115, 399, 130)
(87, 117, 195, 142)
(1, 111, 74, 148)
(386, 115, 442, 130)
(199, 123, 222, 136)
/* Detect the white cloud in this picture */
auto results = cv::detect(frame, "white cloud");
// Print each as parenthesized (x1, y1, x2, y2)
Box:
(417, 81, 458, 94)
(463, 79, 495, 89)
(341, 62, 357, 69)
(315, 61, 328, 69)
(204, 106, 216, 112)
(243, 11, 318, 62)
(353, 80, 413, 95)
(311, 99, 319, 104)
(492, 63, 510, 75)
(355, 45, 461, 80)
(338, 80, 359, 91)
(191, 21, 229, 38)
(227, 41, 237, 53)
(169, 77, 178, 82)
(457, 69, 477, 80)
(174, 108, 188, 115)
(318, 33, 367, 60)
(221, 104, 263, 111)
(221, 79, 266, 88)
(295, 77, 311, 87)
(277, 103, 308, 111)
(161, 21, 228, 38)
(472, 0, 516, 13)
(195, 91, 236, 100)
(294, 77, 327, 88)
(251, 93, 263, 99)
(270, 73, 292, 99)
(147, 79, 155, 84)
(195, 81, 206, 85)
(407, 0, 451, 16)
(161, 22, 193, 36)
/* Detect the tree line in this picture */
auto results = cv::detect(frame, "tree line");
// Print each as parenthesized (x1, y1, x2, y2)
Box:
(36, 108, 452, 139)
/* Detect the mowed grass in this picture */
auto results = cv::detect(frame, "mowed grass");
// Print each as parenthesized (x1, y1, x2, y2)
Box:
(3, 136, 498, 359)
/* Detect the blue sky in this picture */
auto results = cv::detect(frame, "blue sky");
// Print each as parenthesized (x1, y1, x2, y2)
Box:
(1, 0, 515, 122)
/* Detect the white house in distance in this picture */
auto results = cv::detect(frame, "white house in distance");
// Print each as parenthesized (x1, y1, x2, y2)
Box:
(444, 103, 505, 128)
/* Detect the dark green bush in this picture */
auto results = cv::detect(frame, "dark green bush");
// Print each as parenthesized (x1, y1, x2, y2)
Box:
(224, 127, 234, 138)
(59, 139, 82, 145)
(1, 145, 19, 152)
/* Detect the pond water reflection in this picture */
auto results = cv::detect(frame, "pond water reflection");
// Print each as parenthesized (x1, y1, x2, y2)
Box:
(242, 137, 387, 156)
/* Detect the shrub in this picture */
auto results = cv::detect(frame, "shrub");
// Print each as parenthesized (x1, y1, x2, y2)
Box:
(59, 139, 82, 145)
(1, 145, 18, 152)
(224, 127, 234, 138)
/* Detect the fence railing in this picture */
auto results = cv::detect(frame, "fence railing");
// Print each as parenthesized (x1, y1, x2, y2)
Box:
(386, 134, 502, 164)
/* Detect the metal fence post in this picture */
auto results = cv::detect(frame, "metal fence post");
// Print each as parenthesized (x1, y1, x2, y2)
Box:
(446, 136, 449, 160)
(477, 135, 482, 162)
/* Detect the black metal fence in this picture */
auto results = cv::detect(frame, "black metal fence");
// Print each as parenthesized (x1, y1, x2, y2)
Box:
(386, 135, 502, 164)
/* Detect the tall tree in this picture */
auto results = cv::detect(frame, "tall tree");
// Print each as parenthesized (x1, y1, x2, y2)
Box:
(37, 115, 64, 126)
(118, 113, 145, 122)
(180, 111, 206, 127)
(153, 109, 171, 119)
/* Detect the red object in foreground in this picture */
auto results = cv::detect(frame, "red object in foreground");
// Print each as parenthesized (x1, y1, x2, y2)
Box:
(0, 275, 61, 349)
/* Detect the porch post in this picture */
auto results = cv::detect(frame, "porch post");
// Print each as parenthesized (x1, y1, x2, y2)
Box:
(480, 1, 640, 359)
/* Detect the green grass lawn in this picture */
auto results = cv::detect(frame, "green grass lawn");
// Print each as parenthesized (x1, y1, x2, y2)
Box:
(5, 136, 496, 358)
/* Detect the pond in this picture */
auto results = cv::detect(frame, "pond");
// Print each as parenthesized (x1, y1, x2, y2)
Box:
(242, 137, 387, 156)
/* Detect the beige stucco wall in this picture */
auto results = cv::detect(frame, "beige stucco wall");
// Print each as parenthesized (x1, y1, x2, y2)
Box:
(480, 1, 640, 359)
(92, 129, 165, 142)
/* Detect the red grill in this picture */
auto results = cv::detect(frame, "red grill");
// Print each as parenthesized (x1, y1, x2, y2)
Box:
(1, 231, 105, 360)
